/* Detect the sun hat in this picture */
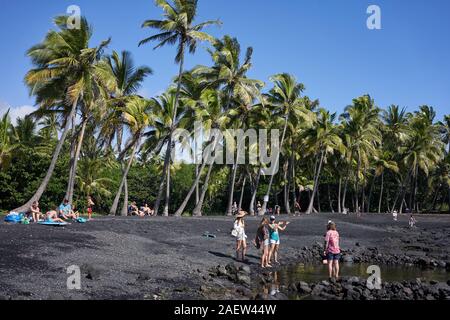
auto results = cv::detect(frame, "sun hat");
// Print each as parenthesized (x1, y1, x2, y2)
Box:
(236, 211, 247, 218)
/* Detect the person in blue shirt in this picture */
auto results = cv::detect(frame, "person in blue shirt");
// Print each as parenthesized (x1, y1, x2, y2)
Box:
(59, 199, 79, 220)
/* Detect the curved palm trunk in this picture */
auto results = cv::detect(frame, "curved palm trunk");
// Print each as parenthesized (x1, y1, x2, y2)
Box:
(262, 115, 289, 214)
(109, 137, 140, 216)
(192, 162, 214, 216)
(378, 171, 384, 214)
(66, 117, 88, 203)
(307, 151, 325, 214)
(238, 176, 247, 210)
(13, 99, 78, 213)
(154, 141, 172, 216)
(155, 46, 185, 217)
(283, 160, 291, 215)
(65, 115, 77, 201)
(174, 137, 216, 216)
(249, 167, 262, 215)
(120, 177, 129, 216)
(338, 176, 342, 213)
(226, 135, 245, 216)
(163, 162, 171, 216)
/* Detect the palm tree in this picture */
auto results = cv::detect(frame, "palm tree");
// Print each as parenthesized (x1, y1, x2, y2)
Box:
(141, 92, 186, 216)
(97, 50, 152, 215)
(304, 109, 344, 214)
(139, 0, 221, 216)
(261, 73, 314, 215)
(372, 151, 399, 213)
(193, 35, 264, 215)
(0, 110, 18, 171)
(109, 97, 154, 216)
(175, 89, 229, 216)
(38, 113, 59, 140)
(439, 115, 450, 154)
(14, 16, 111, 213)
(340, 95, 381, 214)
(402, 106, 444, 212)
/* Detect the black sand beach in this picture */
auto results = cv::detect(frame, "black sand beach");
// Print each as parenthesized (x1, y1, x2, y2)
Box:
(1, 213, 449, 300)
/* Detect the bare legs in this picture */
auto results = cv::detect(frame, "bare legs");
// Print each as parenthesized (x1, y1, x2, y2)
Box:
(261, 245, 270, 268)
(236, 240, 247, 261)
(328, 259, 340, 279)
(268, 244, 280, 264)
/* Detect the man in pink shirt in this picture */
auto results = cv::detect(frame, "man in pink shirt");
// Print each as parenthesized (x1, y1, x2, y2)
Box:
(324, 221, 341, 280)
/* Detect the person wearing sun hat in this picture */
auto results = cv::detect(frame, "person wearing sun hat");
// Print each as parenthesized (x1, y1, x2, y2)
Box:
(233, 210, 248, 262)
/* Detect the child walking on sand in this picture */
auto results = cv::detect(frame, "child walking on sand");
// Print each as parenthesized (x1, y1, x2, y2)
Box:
(324, 221, 341, 280)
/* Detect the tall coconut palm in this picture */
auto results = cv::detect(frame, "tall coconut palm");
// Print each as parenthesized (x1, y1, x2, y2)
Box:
(304, 109, 344, 214)
(14, 16, 111, 213)
(261, 73, 314, 215)
(141, 92, 187, 216)
(109, 97, 154, 216)
(97, 50, 152, 215)
(340, 95, 381, 214)
(175, 89, 229, 216)
(193, 35, 264, 215)
(139, 0, 221, 216)
(402, 106, 444, 212)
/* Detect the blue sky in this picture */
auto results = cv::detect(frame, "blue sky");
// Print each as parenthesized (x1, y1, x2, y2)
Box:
(1, 0, 449, 123)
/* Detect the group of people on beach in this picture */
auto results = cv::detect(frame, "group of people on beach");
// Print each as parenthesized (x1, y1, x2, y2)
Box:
(25, 196, 95, 223)
(128, 202, 155, 217)
(232, 211, 291, 269)
(232, 211, 341, 280)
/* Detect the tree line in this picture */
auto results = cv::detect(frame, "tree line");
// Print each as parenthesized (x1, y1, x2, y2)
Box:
(1, 0, 449, 216)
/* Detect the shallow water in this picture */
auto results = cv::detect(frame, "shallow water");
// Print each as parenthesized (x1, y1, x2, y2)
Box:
(260, 263, 450, 299)
(278, 263, 450, 283)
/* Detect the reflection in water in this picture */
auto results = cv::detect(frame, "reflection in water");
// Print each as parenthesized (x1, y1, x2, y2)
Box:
(260, 263, 450, 299)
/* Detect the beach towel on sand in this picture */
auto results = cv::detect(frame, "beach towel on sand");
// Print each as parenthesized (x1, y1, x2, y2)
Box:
(38, 221, 68, 227)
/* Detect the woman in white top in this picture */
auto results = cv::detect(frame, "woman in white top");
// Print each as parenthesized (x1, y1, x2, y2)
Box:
(234, 211, 248, 262)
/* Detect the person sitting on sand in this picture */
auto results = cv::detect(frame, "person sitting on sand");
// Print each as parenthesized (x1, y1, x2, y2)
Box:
(233, 211, 248, 262)
(58, 199, 79, 220)
(254, 217, 271, 268)
(28, 201, 43, 223)
(141, 203, 154, 216)
(129, 202, 144, 217)
(268, 216, 290, 265)
(45, 210, 67, 223)
(87, 196, 95, 220)
(324, 221, 341, 281)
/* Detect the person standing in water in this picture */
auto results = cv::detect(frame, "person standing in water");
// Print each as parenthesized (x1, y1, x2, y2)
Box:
(268, 216, 290, 265)
(324, 221, 341, 281)
(233, 211, 248, 262)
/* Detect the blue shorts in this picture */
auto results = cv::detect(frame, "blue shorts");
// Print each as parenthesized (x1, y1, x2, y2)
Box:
(327, 253, 341, 261)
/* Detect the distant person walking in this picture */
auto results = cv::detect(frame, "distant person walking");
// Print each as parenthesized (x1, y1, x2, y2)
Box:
(324, 221, 341, 281)
(233, 211, 248, 262)
(409, 214, 417, 228)
(392, 210, 398, 222)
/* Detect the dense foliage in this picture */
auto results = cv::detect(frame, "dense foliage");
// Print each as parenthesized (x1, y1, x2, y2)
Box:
(1, 0, 449, 216)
